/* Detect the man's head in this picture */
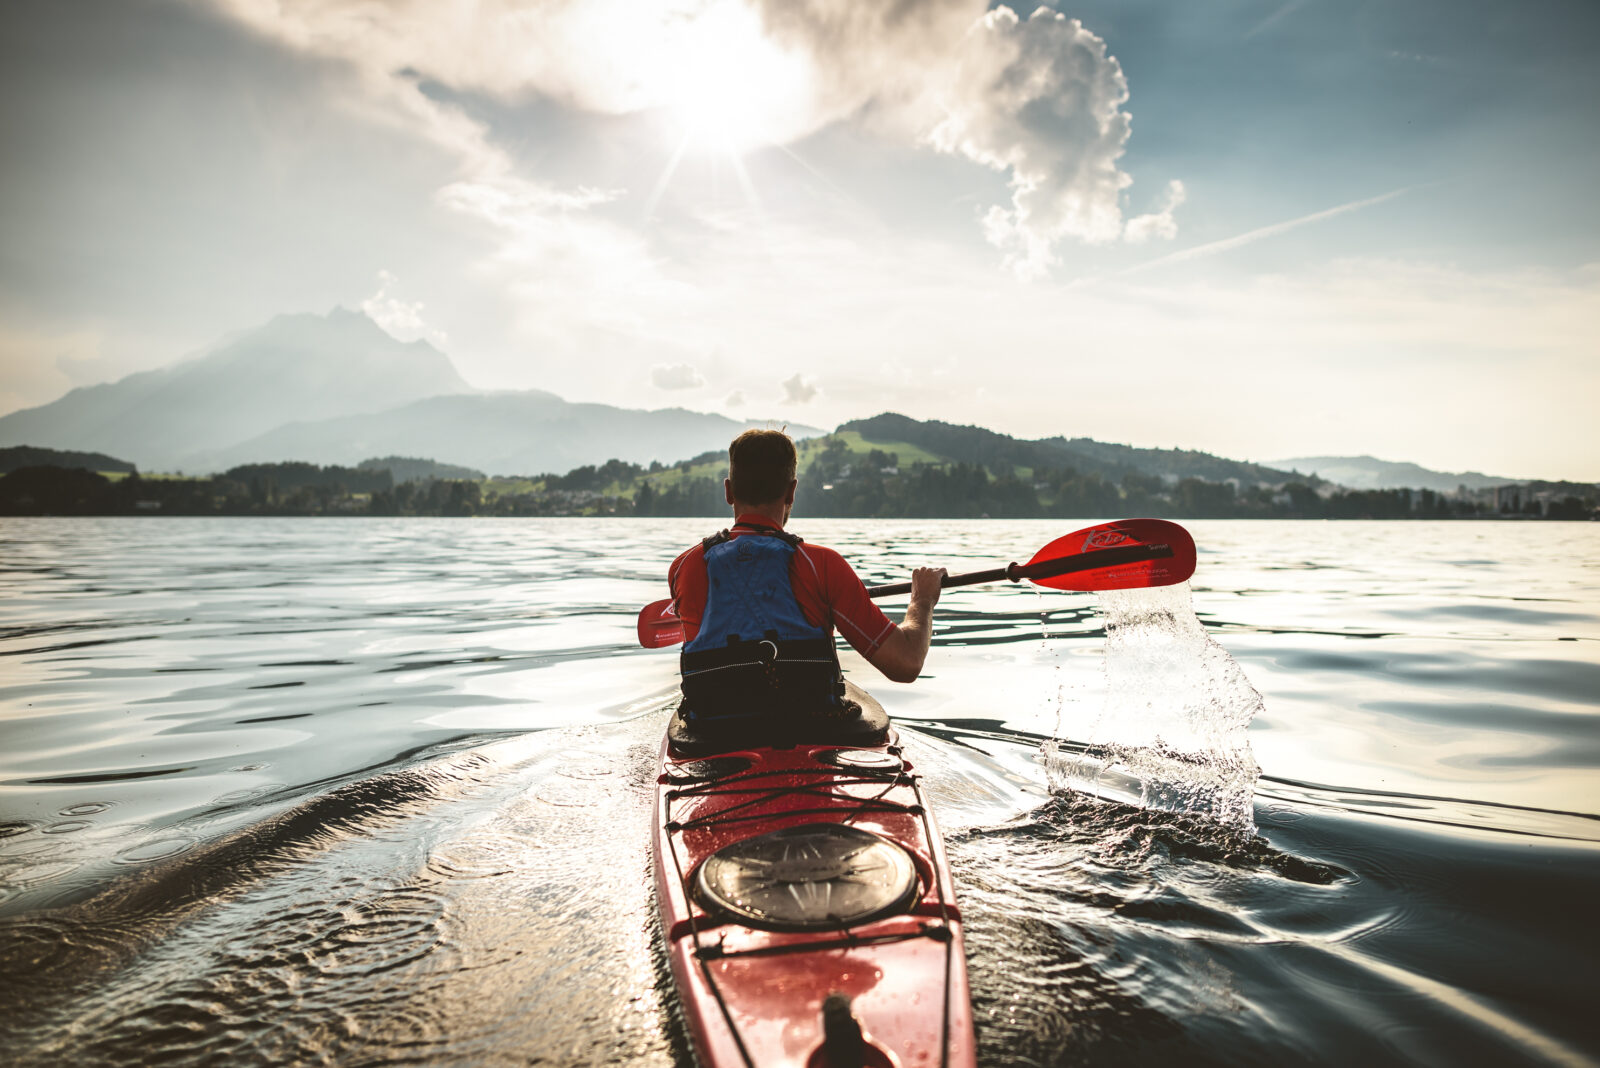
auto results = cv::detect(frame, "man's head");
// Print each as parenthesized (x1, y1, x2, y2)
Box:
(726, 429, 798, 519)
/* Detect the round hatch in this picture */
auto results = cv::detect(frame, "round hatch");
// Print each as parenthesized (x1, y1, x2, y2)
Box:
(817, 748, 903, 772)
(694, 822, 918, 930)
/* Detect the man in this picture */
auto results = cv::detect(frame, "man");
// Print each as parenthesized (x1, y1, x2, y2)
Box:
(668, 429, 946, 730)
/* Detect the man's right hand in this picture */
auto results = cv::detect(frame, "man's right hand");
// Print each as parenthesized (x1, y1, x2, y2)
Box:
(909, 566, 947, 609)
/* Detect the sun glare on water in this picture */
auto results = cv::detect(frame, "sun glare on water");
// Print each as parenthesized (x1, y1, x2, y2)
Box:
(659, 2, 811, 157)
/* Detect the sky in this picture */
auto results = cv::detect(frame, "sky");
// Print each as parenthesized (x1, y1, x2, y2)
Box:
(0, 0, 1596, 480)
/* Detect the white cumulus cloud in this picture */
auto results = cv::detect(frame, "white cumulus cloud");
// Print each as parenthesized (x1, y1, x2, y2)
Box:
(929, 6, 1141, 278)
(361, 270, 447, 346)
(781, 373, 818, 404)
(725, 389, 746, 407)
(1124, 180, 1187, 243)
(755, 1, 1178, 273)
(652, 362, 705, 390)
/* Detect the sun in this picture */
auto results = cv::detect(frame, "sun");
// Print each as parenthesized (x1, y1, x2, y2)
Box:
(660, 3, 811, 156)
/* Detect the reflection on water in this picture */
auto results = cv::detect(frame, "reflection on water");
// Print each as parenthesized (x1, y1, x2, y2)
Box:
(1, 517, 1597, 1065)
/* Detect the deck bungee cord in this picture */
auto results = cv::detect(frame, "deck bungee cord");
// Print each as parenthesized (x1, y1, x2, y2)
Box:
(657, 738, 961, 1068)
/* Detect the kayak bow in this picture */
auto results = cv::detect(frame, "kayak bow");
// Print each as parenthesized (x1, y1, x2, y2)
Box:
(652, 683, 976, 1068)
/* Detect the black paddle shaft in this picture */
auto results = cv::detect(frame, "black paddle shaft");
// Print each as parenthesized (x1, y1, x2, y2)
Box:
(865, 542, 1173, 598)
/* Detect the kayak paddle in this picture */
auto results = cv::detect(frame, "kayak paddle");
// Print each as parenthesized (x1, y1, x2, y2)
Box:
(636, 518, 1195, 650)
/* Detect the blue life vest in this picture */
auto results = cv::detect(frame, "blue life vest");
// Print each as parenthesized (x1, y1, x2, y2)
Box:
(679, 526, 847, 725)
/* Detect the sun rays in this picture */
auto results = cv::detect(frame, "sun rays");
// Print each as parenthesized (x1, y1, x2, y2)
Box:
(643, 0, 812, 218)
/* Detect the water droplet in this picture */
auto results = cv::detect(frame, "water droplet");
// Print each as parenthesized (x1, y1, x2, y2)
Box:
(57, 801, 114, 817)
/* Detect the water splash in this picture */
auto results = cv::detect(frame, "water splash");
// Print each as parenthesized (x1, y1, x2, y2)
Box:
(1043, 583, 1262, 837)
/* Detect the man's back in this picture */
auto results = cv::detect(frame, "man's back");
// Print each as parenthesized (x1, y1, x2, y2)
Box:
(668, 516, 896, 660)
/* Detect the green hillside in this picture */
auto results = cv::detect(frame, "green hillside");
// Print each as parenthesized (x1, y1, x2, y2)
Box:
(797, 430, 942, 472)
(1, 444, 137, 476)
(839, 413, 1310, 487)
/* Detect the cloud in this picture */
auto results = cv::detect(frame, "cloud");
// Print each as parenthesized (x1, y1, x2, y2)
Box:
(752, 0, 984, 135)
(652, 362, 705, 389)
(0, 323, 104, 415)
(725, 389, 746, 407)
(361, 270, 448, 345)
(206, 0, 827, 149)
(435, 171, 702, 363)
(436, 177, 620, 219)
(1124, 180, 1186, 243)
(759, 1, 1173, 274)
(781, 373, 818, 404)
(205, 0, 1173, 277)
(205, 0, 521, 178)
(928, 6, 1141, 278)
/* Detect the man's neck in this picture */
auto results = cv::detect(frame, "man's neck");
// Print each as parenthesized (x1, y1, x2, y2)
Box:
(733, 504, 788, 529)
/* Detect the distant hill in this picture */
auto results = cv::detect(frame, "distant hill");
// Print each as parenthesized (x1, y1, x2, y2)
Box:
(220, 461, 393, 494)
(191, 392, 822, 476)
(840, 414, 1308, 486)
(0, 308, 472, 472)
(1269, 455, 1517, 492)
(0, 445, 136, 475)
(358, 456, 485, 482)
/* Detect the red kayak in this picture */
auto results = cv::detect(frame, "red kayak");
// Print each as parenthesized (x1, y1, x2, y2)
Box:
(652, 683, 976, 1068)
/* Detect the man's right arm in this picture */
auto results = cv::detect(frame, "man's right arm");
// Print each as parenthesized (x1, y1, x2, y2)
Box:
(865, 567, 946, 683)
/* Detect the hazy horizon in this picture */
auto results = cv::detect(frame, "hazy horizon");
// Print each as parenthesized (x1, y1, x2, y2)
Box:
(2, 0, 1596, 480)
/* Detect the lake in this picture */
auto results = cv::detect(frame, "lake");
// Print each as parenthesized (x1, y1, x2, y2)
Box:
(1, 517, 1596, 1066)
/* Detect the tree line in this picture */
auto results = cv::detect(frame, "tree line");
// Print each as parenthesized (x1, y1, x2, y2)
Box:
(1, 451, 1594, 520)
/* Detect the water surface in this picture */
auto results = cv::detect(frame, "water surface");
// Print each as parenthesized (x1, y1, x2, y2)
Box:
(1, 518, 1595, 1065)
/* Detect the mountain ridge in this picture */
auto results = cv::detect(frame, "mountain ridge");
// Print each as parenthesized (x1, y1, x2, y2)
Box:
(189, 391, 824, 476)
(0, 308, 472, 471)
(0, 309, 818, 476)
(1267, 455, 1517, 492)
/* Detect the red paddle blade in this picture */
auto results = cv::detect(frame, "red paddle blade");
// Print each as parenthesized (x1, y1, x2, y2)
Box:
(637, 599, 686, 649)
(1027, 519, 1196, 591)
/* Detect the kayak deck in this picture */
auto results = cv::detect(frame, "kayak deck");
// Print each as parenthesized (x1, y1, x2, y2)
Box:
(652, 689, 975, 1068)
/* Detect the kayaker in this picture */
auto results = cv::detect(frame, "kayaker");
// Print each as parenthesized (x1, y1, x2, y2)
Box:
(668, 429, 946, 732)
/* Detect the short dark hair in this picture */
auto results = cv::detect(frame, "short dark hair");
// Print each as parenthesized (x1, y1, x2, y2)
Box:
(728, 429, 797, 504)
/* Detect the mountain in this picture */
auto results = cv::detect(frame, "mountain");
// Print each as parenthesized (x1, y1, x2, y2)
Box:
(840, 413, 1309, 486)
(0, 308, 472, 471)
(189, 391, 822, 475)
(0, 307, 822, 476)
(1268, 456, 1516, 492)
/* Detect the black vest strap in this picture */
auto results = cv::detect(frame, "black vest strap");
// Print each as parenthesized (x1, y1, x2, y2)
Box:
(703, 523, 803, 549)
(682, 635, 839, 672)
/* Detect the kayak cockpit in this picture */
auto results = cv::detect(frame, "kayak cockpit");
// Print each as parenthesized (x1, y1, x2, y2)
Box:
(666, 684, 892, 757)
